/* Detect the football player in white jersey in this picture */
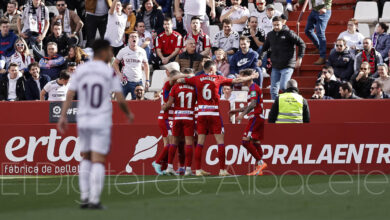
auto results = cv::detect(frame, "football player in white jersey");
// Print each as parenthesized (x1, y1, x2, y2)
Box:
(40, 70, 70, 101)
(57, 39, 134, 209)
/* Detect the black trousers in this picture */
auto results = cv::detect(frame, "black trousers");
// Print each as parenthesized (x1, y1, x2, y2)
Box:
(85, 14, 108, 48)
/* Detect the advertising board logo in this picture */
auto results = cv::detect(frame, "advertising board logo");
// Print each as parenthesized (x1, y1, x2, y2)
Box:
(126, 136, 162, 173)
(53, 106, 61, 115)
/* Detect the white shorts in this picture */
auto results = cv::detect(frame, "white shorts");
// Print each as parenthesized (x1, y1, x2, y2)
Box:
(77, 127, 112, 155)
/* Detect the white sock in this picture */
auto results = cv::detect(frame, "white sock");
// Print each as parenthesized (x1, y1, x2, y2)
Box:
(89, 163, 105, 204)
(167, 164, 173, 169)
(79, 159, 91, 201)
(186, 167, 191, 172)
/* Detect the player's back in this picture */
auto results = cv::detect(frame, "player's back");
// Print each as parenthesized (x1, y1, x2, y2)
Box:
(247, 83, 265, 119)
(171, 83, 196, 120)
(69, 60, 121, 128)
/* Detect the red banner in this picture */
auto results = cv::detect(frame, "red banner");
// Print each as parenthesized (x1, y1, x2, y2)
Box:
(1, 123, 389, 176)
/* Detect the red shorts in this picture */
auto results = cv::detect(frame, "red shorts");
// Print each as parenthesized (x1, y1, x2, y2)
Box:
(197, 116, 224, 135)
(243, 117, 264, 141)
(158, 119, 172, 137)
(172, 120, 195, 137)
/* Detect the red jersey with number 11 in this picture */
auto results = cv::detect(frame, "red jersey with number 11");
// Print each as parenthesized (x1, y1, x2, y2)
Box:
(169, 83, 196, 120)
(184, 74, 233, 116)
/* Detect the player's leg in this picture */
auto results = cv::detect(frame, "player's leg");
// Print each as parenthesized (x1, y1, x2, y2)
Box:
(213, 116, 230, 176)
(194, 116, 210, 176)
(183, 121, 194, 176)
(166, 135, 179, 175)
(88, 128, 111, 209)
(176, 137, 186, 175)
(245, 119, 267, 176)
(153, 119, 172, 174)
(77, 128, 92, 209)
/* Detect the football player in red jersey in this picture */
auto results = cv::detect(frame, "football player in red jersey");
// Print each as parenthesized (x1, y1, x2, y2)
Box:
(162, 70, 196, 175)
(152, 63, 179, 175)
(175, 61, 259, 176)
(229, 69, 267, 176)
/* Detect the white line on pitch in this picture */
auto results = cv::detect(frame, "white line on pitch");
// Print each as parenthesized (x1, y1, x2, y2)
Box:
(115, 175, 242, 186)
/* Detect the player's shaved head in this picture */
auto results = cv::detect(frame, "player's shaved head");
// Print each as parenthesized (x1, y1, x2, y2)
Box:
(203, 60, 216, 72)
(92, 39, 112, 62)
(170, 70, 180, 76)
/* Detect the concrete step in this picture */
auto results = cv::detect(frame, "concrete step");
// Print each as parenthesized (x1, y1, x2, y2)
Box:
(262, 88, 314, 99)
(287, 23, 346, 33)
(263, 76, 317, 88)
(299, 32, 339, 44)
(299, 65, 322, 76)
(288, 10, 354, 22)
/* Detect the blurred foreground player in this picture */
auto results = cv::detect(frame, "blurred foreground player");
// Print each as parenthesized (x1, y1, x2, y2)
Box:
(175, 61, 259, 176)
(57, 39, 134, 209)
(162, 70, 196, 176)
(229, 69, 267, 176)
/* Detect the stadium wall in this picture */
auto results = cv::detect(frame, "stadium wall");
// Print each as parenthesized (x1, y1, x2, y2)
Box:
(1, 100, 390, 176)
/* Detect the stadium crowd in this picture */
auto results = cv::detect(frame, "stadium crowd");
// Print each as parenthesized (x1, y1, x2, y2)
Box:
(0, 0, 389, 102)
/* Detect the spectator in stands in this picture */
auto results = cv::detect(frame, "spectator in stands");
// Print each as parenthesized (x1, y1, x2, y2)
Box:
(84, 0, 111, 47)
(174, 0, 215, 35)
(242, 16, 265, 53)
(259, 16, 306, 100)
(134, 84, 148, 100)
(153, 17, 182, 69)
(250, 0, 266, 30)
(124, 3, 136, 37)
(221, 85, 236, 102)
(316, 66, 340, 99)
(372, 22, 390, 60)
(339, 82, 360, 99)
(40, 70, 70, 101)
(172, 4, 186, 37)
(211, 18, 239, 59)
(156, 0, 172, 17)
(260, 4, 282, 36)
(337, 18, 364, 54)
(125, 0, 141, 11)
(369, 81, 389, 99)
(351, 61, 375, 98)
(183, 16, 211, 56)
(327, 38, 354, 81)
(65, 0, 86, 33)
(17, 0, 50, 59)
(134, 21, 152, 59)
(175, 38, 203, 73)
(39, 42, 66, 80)
(230, 36, 262, 85)
(136, 0, 164, 35)
(195, 55, 223, 76)
(104, 0, 127, 56)
(65, 46, 88, 65)
(376, 63, 390, 94)
(354, 38, 383, 76)
(212, 0, 227, 25)
(52, 0, 83, 38)
(66, 61, 77, 74)
(113, 31, 150, 100)
(0, 19, 17, 60)
(2, 1, 20, 34)
(220, 0, 250, 33)
(294, 0, 332, 65)
(214, 48, 230, 77)
(10, 38, 34, 74)
(25, 62, 50, 100)
(311, 82, 333, 99)
(0, 62, 24, 101)
(44, 22, 74, 56)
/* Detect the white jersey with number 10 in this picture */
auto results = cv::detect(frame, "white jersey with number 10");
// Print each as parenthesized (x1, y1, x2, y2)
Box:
(68, 60, 123, 129)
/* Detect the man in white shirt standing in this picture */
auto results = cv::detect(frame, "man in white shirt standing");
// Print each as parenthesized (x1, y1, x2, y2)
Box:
(104, 0, 128, 56)
(40, 70, 70, 101)
(113, 31, 150, 100)
(57, 39, 134, 209)
(174, 0, 216, 35)
(220, 0, 250, 33)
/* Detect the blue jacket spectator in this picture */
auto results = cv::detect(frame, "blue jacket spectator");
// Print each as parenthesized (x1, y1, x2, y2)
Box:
(0, 19, 18, 58)
(39, 42, 65, 80)
(327, 39, 355, 81)
(372, 23, 390, 60)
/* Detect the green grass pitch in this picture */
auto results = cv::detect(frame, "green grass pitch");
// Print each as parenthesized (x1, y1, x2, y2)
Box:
(0, 175, 389, 219)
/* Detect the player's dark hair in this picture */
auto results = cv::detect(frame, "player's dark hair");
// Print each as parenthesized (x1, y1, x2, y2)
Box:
(59, 70, 70, 80)
(92, 39, 111, 55)
(340, 82, 353, 93)
(28, 62, 40, 70)
(203, 60, 216, 71)
(170, 69, 180, 76)
(183, 68, 194, 74)
(239, 68, 254, 76)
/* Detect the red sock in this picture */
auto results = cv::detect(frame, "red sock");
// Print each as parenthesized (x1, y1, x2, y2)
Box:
(218, 144, 225, 170)
(242, 141, 261, 161)
(253, 142, 263, 159)
(168, 144, 177, 164)
(161, 161, 167, 170)
(185, 145, 193, 167)
(195, 144, 203, 170)
(178, 142, 185, 167)
(156, 145, 169, 164)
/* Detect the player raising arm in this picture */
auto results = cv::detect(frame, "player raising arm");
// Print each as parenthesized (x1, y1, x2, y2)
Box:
(229, 69, 267, 176)
(57, 39, 134, 210)
(175, 61, 258, 176)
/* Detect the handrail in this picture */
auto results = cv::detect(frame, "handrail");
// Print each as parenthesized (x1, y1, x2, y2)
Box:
(296, 0, 309, 76)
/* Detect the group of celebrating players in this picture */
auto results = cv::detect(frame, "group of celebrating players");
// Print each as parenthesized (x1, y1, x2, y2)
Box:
(152, 60, 268, 176)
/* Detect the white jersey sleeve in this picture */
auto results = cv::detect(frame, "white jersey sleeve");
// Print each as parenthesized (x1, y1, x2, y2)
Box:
(43, 81, 52, 92)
